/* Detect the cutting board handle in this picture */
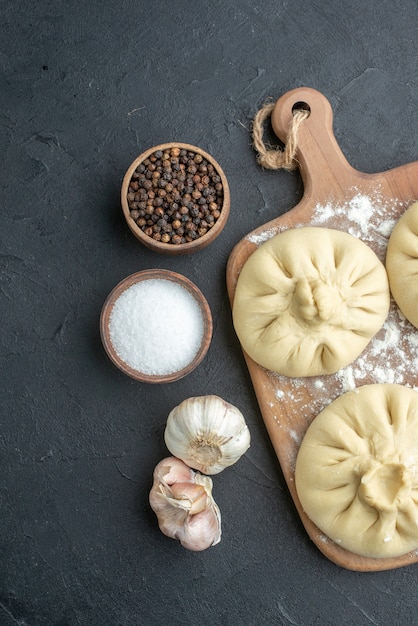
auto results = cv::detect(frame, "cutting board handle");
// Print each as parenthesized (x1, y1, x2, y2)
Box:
(271, 87, 358, 203)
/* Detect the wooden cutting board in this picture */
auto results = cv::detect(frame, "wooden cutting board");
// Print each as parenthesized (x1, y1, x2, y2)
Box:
(226, 87, 418, 572)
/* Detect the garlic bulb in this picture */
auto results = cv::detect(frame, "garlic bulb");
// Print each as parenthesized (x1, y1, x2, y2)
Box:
(164, 395, 251, 475)
(149, 456, 221, 551)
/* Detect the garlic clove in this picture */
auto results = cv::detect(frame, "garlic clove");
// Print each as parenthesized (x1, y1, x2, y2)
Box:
(150, 489, 189, 538)
(149, 456, 222, 551)
(169, 482, 208, 515)
(164, 395, 251, 474)
(153, 455, 195, 485)
(149, 457, 195, 517)
(177, 502, 222, 551)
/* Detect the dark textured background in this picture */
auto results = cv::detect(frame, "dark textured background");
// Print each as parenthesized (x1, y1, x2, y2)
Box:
(1, 1, 418, 624)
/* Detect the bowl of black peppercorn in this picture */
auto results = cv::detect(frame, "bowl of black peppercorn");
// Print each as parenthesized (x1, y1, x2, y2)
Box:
(121, 143, 230, 255)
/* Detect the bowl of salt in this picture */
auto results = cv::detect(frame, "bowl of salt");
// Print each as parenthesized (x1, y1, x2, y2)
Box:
(100, 269, 213, 383)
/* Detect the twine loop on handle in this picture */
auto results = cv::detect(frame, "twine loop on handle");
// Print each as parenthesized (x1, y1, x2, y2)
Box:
(252, 102, 310, 171)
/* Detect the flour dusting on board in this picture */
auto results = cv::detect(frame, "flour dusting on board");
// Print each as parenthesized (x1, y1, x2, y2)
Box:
(247, 189, 404, 262)
(247, 227, 282, 245)
(253, 188, 418, 470)
(309, 190, 404, 261)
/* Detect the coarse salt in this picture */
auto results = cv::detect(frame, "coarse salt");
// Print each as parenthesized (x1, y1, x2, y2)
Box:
(108, 278, 204, 375)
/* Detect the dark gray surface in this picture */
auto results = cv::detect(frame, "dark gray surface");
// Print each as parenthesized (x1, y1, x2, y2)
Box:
(2, 1, 418, 624)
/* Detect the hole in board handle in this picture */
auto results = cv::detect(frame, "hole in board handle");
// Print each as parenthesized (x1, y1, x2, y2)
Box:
(292, 101, 311, 115)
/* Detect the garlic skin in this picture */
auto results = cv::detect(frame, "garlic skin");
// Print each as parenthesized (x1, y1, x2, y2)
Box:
(149, 456, 221, 551)
(164, 395, 251, 475)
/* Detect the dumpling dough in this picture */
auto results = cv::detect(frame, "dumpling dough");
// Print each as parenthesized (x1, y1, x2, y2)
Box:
(295, 384, 418, 559)
(386, 201, 418, 328)
(232, 227, 390, 377)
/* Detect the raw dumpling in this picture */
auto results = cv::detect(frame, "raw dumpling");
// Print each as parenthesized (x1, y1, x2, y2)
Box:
(295, 384, 418, 559)
(232, 227, 390, 377)
(386, 201, 418, 328)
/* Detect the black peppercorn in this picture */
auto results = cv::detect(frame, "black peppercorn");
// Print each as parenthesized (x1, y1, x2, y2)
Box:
(127, 146, 224, 245)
